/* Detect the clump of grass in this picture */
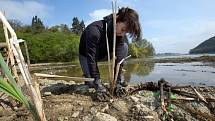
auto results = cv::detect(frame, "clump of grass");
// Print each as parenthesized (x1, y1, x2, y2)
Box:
(0, 53, 37, 119)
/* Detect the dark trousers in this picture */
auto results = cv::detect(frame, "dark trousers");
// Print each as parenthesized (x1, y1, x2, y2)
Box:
(79, 42, 128, 83)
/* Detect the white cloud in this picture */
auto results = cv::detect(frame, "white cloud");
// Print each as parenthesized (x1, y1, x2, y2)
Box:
(85, 9, 112, 25)
(0, 1, 53, 25)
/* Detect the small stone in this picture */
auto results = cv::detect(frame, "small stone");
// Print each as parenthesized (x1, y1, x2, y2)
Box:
(76, 106, 84, 111)
(0, 106, 3, 112)
(90, 107, 98, 114)
(109, 99, 114, 103)
(101, 104, 109, 112)
(72, 111, 80, 118)
(44, 92, 52, 96)
(130, 96, 139, 102)
(57, 116, 64, 121)
(83, 115, 93, 121)
(112, 100, 128, 113)
(93, 112, 117, 121)
(64, 116, 69, 120)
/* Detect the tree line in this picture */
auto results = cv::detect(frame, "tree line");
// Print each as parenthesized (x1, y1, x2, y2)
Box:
(0, 16, 155, 63)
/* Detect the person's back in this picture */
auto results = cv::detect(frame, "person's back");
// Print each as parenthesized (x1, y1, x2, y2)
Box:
(79, 20, 104, 57)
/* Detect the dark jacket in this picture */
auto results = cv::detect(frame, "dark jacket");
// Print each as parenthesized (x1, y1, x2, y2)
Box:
(79, 14, 124, 79)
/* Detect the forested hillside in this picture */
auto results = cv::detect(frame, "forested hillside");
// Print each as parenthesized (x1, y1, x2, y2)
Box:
(0, 16, 155, 63)
(189, 36, 215, 54)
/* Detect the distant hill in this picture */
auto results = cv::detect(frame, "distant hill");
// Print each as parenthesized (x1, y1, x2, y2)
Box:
(189, 36, 215, 54)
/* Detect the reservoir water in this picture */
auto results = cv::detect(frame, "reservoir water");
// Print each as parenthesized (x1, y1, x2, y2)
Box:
(49, 54, 215, 86)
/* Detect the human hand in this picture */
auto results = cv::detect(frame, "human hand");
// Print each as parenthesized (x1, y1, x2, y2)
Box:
(94, 79, 111, 101)
(114, 84, 127, 97)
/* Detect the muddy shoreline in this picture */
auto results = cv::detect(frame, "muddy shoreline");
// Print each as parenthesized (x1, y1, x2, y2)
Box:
(1, 78, 215, 121)
(1, 55, 215, 121)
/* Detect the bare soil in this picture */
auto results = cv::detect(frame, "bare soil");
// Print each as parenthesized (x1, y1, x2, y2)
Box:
(1, 56, 215, 121)
(1, 78, 215, 121)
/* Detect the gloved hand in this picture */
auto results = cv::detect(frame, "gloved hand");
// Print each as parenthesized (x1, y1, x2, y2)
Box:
(114, 83, 127, 97)
(94, 79, 111, 102)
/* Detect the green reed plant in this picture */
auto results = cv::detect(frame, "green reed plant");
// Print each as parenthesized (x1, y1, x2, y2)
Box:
(0, 53, 37, 119)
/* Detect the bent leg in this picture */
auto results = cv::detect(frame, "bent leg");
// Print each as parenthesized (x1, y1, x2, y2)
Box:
(79, 54, 90, 78)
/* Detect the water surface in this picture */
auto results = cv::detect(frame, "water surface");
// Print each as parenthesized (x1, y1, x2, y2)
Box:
(53, 60, 215, 86)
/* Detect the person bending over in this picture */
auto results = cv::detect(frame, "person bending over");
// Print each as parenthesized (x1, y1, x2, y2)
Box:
(79, 7, 141, 101)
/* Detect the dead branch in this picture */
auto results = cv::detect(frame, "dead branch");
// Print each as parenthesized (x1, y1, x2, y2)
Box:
(191, 86, 207, 103)
(172, 100, 215, 121)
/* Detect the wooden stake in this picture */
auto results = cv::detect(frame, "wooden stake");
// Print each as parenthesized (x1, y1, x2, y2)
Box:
(32, 75, 40, 100)
(2, 11, 19, 82)
(24, 41, 30, 70)
(0, 11, 46, 121)
(34, 73, 94, 81)
(160, 82, 165, 109)
(113, 55, 131, 92)
(111, 0, 117, 94)
(105, 22, 112, 88)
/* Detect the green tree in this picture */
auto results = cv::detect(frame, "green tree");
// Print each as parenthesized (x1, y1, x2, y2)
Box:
(31, 16, 45, 34)
(48, 24, 71, 34)
(128, 38, 155, 58)
(48, 25, 60, 32)
(60, 24, 71, 34)
(71, 17, 85, 35)
(18, 31, 80, 63)
(80, 20, 85, 32)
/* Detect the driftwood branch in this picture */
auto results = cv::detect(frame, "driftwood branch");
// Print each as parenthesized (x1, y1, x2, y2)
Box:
(128, 81, 215, 103)
(191, 86, 207, 103)
(172, 100, 215, 121)
(128, 80, 215, 120)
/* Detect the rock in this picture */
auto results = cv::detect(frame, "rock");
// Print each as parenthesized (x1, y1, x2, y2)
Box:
(88, 88, 96, 93)
(90, 107, 98, 115)
(68, 80, 76, 85)
(0, 106, 3, 112)
(185, 114, 194, 121)
(130, 96, 139, 103)
(83, 115, 93, 121)
(112, 100, 128, 113)
(93, 112, 117, 121)
(130, 104, 160, 121)
(57, 116, 64, 121)
(72, 111, 79, 118)
(44, 91, 52, 96)
(137, 91, 159, 110)
(64, 116, 69, 120)
(134, 104, 152, 114)
(101, 104, 109, 112)
(109, 99, 114, 103)
(76, 106, 84, 111)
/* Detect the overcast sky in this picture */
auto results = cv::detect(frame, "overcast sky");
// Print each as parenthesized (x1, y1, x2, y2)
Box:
(1, 0, 215, 54)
